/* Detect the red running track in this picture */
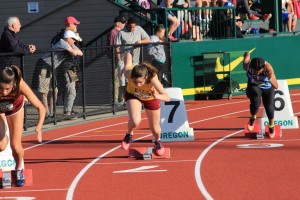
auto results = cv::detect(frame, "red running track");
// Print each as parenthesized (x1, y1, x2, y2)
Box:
(1, 90, 300, 200)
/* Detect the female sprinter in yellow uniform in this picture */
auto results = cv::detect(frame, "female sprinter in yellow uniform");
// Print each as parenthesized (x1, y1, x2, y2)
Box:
(121, 53, 170, 156)
(0, 65, 46, 186)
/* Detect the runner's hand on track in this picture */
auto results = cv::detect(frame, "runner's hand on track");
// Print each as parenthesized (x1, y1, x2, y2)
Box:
(35, 126, 42, 143)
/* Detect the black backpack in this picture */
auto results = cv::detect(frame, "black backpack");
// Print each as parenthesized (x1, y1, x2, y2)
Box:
(50, 29, 65, 47)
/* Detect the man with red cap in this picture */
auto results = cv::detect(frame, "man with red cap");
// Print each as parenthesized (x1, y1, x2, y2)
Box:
(47, 16, 83, 118)
(65, 16, 82, 42)
(65, 16, 80, 25)
(50, 16, 82, 47)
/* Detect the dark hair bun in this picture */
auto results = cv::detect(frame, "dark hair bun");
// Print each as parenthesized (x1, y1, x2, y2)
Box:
(250, 57, 265, 71)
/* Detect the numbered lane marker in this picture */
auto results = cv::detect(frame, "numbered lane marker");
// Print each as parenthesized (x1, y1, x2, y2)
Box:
(160, 88, 194, 142)
(0, 117, 24, 172)
(0, 118, 17, 172)
(260, 80, 299, 129)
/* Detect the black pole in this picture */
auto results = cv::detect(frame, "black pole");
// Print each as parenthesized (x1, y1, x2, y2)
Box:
(20, 56, 28, 131)
(81, 49, 86, 119)
(51, 51, 57, 125)
(112, 46, 117, 115)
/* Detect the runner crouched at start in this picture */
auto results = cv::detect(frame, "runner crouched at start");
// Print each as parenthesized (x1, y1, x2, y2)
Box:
(243, 52, 278, 138)
(0, 65, 45, 186)
(121, 52, 170, 155)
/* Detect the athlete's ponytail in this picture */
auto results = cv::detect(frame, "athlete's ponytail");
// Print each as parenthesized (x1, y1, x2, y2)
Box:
(0, 65, 22, 96)
(131, 62, 158, 84)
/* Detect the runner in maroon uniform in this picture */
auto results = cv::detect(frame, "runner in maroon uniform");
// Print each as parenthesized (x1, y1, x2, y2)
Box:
(0, 65, 46, 187)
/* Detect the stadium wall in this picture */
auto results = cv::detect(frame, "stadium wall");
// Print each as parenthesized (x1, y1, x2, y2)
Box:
(171, 35, 300, 100)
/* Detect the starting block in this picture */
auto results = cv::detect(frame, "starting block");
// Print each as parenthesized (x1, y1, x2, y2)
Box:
(129, 147, 170, 160)
(0, 169, 33, 188)
(265, 125, 282, 139)
(244, 123, 265, 139)
(244, 124, 282, 139)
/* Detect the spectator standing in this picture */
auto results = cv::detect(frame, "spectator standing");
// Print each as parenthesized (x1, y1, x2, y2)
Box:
(116, 17, 150, 105)
(108, 16, 126, 105)
(148, 24, 166, 83)
(65, 16, 83, 46)
(190, 0, 213, 23)
(50, 16, 82, 47)
(197, 0, 211, 21)
(54, 30, 83, 118)
(293, 0, 300, 19)
(0, 16, 36, 67)
(190, 0, 203, 22)
(34, 16, 82, 119)
(116, 17, 150, 65)
(31, 38, 74, 119)
(189, 0, 205, 41)
(32, 57, 58, 119)
(209, 0, 233, 39)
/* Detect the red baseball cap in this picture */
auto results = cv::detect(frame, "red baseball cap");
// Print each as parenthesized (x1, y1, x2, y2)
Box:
(65, 16, 80, 25)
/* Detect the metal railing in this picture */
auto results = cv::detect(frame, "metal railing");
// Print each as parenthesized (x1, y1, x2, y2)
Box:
(0, 43, 171, 130)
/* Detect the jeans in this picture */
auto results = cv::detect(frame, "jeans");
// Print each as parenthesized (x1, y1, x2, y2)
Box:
(63, 72, 76, 113)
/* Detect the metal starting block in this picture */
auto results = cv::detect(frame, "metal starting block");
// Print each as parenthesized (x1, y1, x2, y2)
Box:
(143, 147, 153, 160)
(0, 169, 33, 188)
(129, 147, 171, 160)
(244, 123, 265, 139)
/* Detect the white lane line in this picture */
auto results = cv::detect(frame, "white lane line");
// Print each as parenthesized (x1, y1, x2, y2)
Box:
(186, 100, 249, 112)
(65, 100, 252, 199)
(218, 138, 300, 143)
(93, 159, 197, 165)
(24, 99, 250, 152)
(194, 98, 300, 199)
(190, 109, 249, 124)
(72, 133, 150, 138)
(0, 197, 35, 200)
(24, 121, 129, 151)
(21, 98, 299, 199)
(66, 134, 151, 200)
(20, 99, 249, 199)
(194, 130, 243, 200)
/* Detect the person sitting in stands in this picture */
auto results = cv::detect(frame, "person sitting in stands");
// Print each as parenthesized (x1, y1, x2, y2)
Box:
(159, 0, 180, 41)
(236, 0, 272, 21)
(234, 15, 250, 38)
(282, 0, 297, 32)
